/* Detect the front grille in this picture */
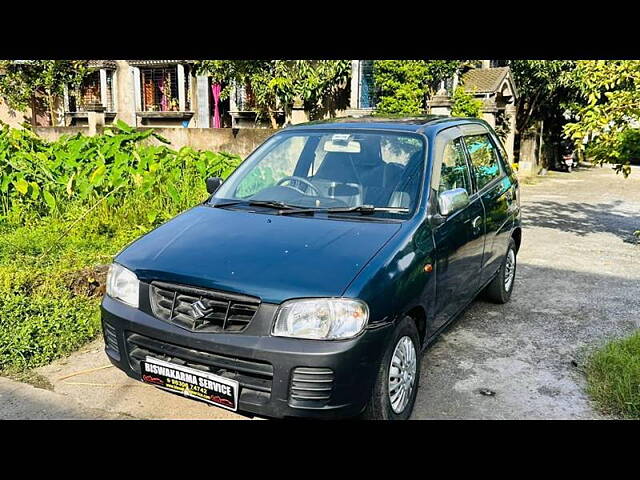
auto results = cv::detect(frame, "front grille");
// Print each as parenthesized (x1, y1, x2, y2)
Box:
(126, 332, 273, 402)
(289, 367, 334, 408)
(149, 281, 260, 333)
(103, 322, 120, 355)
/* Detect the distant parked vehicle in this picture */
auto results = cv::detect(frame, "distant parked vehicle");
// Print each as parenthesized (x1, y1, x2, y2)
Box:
(101, 116, 522, 420)
(558, 140, 578, 172)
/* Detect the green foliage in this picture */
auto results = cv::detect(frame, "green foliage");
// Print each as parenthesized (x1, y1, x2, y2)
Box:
(0, 124, 241, 371)
(450, 87, 483, 118)
(585, 128, 640, 176)
(586, 331, 640, 419)
(564, 60, 640, 177)
(0, 60, 90, 125)
(509, 60, 578, 134)
(195, 60, 352, 123)
(373, 60, 463, 115)
(0, 119, 240, 221)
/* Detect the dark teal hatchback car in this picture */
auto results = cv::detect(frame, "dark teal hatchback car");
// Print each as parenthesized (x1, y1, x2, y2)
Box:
(101, 116, 521, 419)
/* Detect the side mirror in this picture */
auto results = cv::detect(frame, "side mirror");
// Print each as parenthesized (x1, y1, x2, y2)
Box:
(206, 177, 223, 194)
(438, 188, 469, 216)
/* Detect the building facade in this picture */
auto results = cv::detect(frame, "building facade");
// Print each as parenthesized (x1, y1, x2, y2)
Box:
(8, 59, 518, 159)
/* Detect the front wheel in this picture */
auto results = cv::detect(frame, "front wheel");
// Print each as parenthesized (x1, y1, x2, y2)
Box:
(362, 316, 421, 420)
(483, 238, 517, 304)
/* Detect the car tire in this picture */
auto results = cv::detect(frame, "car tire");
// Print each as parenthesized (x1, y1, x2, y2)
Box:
(362, 316, 421, 420)
(483, 238, 517, 304)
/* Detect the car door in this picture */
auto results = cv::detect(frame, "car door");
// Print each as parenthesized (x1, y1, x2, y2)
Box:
(461, 125, 514, 287)
(431, 127, 486, 331)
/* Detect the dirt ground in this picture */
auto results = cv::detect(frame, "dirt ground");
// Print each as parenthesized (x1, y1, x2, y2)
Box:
(3, 164, 638, 420)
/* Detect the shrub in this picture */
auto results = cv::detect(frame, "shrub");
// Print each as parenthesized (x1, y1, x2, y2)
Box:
(373, 60, 462, 115)
(450, 87, 483, 118)
(0, 123, 242, 372)
(0, 120, 240, 219)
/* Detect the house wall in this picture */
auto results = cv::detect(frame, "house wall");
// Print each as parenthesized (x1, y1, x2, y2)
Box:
(0, 98, 31, 128)
(141, 127, 275, 156)
(34, 126, 277, 158)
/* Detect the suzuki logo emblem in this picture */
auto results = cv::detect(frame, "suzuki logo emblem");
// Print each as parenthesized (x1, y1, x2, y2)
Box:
(191, 300, 210, 321)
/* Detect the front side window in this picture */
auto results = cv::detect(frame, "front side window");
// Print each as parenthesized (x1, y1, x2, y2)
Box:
(465, 134, 502, 190)
(438, 138, 472, 195)
(214, 130, 427, 219)
(235, 136, 307, 198)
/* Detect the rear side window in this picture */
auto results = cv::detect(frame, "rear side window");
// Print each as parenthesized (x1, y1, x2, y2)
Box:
(464, 134, 502, 190)
(438, 138, 472, 195)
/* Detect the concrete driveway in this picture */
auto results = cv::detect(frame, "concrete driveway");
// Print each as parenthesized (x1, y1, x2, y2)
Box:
(413, 165, 640, 419)
(5, 165, 638, 420)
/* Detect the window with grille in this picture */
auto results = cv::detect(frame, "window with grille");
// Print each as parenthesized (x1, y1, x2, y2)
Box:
(141, 66, 188, 112)
(68, 70, 114, 112)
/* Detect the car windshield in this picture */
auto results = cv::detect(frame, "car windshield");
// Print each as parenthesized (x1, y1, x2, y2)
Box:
(211, 129, 426, 219)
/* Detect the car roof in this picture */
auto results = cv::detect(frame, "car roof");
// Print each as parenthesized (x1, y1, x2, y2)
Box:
(283, 115, 487, 134)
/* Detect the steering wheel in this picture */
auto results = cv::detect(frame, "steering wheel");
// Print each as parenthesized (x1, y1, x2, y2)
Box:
(276, 176, 320, 196)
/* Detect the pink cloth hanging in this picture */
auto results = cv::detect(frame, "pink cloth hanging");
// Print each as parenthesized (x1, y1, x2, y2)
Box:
(158, 75, 168, 111)
(211, 83, 222, 128)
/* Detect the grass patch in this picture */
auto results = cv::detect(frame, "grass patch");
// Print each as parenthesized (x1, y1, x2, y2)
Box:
(0, 189, 208, 373)
(585, 331, 640, 419)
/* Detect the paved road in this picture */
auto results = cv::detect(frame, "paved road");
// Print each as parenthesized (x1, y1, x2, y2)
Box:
(3, 165, 638, 420)
(413, 165, 640, 419)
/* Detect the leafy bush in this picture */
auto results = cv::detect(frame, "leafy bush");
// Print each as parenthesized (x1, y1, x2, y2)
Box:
(0, 120, 240, 220)
(450, 87, 483, 118)
(586, 331, 640, 419)
(0, 122, 242, 372)
(373, 60, 462, 115)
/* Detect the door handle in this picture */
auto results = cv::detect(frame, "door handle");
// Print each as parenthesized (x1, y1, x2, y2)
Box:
(472, 216, 482, 229)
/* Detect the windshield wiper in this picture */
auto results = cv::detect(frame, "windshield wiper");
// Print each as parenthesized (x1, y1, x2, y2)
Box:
(248, 200, 297, 210)
(278, 205, 409, 216)
(209, 200, 245, 208)
(209, 200, 297, 210)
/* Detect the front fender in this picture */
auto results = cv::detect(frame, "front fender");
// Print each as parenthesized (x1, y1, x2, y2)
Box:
(343, 221, 436, 342)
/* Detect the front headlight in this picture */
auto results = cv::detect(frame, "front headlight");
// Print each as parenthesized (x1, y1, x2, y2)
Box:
(272, 298, 369, 340)
(106, 263, 139, 308)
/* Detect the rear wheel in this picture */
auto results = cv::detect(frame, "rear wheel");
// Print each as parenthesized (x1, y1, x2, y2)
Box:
(362, 316, 421, 420)
(483, 238, 517, 304)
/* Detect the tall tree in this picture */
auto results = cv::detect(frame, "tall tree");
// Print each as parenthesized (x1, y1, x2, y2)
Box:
(509, 60, 578, 135)
(507, 60, 587, 168)
(563, 60, 640, 177)
(0, 60, 89, 126)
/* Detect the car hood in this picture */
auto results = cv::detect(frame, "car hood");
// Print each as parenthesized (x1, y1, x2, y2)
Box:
(116, 205, 402, 304)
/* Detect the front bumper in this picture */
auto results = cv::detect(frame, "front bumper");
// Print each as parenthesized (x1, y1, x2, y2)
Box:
(101, 295, 393, 419)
